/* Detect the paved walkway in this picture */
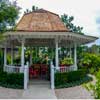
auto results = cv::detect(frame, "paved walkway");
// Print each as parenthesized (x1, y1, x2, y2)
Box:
(0, 80, 57, 99)
(0, 79, 93, 99)
(22, 84, 56, 99)
(55, 85, 93, 99)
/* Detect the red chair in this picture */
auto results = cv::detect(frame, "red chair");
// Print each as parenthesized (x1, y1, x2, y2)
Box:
(29, 67, 34, 79)
(33, 69, 40, 78)
(41, 65, 48, 78)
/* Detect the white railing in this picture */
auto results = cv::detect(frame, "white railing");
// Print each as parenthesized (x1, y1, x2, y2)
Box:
(4, 65, 24, 73)
(58, 65, 75, 73)
(50, 62, 75, 89)
(4, 62, 29, 90)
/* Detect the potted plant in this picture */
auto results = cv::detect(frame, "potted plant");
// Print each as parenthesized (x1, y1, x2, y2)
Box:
(60, 57, 73, 67)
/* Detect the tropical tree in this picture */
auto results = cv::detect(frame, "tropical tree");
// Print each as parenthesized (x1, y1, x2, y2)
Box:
(0, 0, 20, 68)
(61, 14, 84, 34)
(32, 5, 38, 11)
(24, 5, 39, 14)
(0, 0, 20, 33)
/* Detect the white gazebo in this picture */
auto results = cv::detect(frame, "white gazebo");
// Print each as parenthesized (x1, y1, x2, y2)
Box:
(3, 9, 98, 89)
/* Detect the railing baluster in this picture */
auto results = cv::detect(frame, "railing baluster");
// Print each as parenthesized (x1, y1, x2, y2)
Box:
(59, 65, 74, 73)
(4, 65, 24, 73)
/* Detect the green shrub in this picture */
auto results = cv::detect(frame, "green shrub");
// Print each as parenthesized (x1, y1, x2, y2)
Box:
(0, 71, 7, 84)
(79, 53, 100, 74)
(0, 72, 24, 89)
(55, 72, 68, 86)
(60, 57, 73, 65)
(55, 69, 87, 86)
(89, 67, 95, 74)
(56, 75, 92, 89)
(67, 69, 86, 82)
(88, 70, 100, 99)
(6, 73, 24, 86)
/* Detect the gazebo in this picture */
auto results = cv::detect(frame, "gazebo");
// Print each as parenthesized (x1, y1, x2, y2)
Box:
(3, 9, 97, 89)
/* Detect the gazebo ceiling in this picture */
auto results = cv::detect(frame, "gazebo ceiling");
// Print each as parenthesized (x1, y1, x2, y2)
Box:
(16, 9, 69, 32)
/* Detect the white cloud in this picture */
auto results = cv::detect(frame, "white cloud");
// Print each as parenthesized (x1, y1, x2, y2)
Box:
(11, 0, 100, 37)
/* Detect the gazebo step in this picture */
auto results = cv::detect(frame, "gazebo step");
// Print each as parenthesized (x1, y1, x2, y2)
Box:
(29, 79, 50, 85)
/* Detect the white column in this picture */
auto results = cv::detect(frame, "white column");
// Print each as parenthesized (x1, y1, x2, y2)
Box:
(30, 47, 32, 65)
(74, 43, 77, 70)
(51, 47, 54, 60)
(4, 47, 7, 71)
(55, 39, 59, 69)
(50, 61, 55, 89)
(21, 39, 25, 68)
(24, 62, 29, 89)
(70, 47, 72, 58)
(11, 46, 13, 65)
(4, 47, 7, 66)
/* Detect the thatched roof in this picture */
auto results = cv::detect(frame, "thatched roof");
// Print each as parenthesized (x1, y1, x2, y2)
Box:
(16, 9, 69, 32)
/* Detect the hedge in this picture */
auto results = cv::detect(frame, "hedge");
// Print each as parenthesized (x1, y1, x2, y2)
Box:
(55, 69, 87, 86)
(0, 71, 24, 89)
(55, 75, 93, 89)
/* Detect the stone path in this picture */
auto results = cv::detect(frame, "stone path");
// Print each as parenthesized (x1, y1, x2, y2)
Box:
(22, 84, 56, 99)
(55, 85, 93, 99)
(0, 80, 56, 99)
(0, 79, 93, 99)
(0, 87, 24, 99)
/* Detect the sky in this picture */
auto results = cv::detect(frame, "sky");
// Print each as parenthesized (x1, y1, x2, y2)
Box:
(10, 0, 100, 45)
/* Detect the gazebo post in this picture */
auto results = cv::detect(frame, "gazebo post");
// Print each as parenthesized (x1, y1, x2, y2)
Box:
(55, 39, 59, 69)
(21, 39, 25, 68)
(74, 43, 77, 70)
(11, 46, 13, 65)
(30, 47, 32, 65)
(4, 46, 7, 70)
(70, 46, 72, 58)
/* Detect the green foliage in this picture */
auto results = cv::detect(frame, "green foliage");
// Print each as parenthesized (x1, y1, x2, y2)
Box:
(0, 71, 24, 89)
(56, 75, 92, 89)
(0, 1, 19, 33)
(79, 53, 100, 73)
(6, 73, 24, 86)
(88, 70, 100, 99)
(0, 49, 4, 68)
(0, 71, 7, 84)
(55, 72, 68, 86)
(32, 56, 49, 64)
(55, 69, 87, 87)
(61, 14, 84, 34)
(32, 57, 42, 64)
(67, 69, 87, 82)
(24, 5, 39, 14)
(32, 5, 38, 11)
(89, 67, 95, 74)
(88, 44, 100, 54)
(60, 57, 73, 65)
